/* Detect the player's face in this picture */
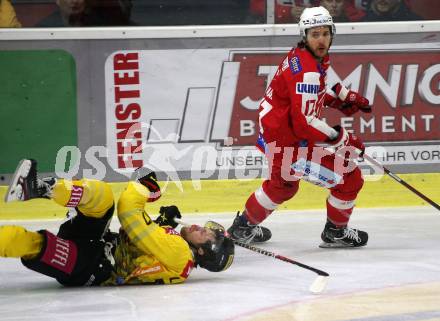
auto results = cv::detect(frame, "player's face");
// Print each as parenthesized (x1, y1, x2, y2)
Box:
(306, 26, 332, 59)
(181, 224, 216, 247)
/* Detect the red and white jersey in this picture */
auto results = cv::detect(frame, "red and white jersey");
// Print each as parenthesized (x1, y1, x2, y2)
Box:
(257, 45, 337, 151)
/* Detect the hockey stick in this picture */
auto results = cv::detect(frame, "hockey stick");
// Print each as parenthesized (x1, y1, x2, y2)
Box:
(174, 218, 329, 294)
(233, 240, 329, 294)
(363, 154, 440, 211)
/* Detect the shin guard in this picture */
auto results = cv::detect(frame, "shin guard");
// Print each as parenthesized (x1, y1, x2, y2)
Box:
(21, 230, 112, 286)
(21, 230, 78, 280)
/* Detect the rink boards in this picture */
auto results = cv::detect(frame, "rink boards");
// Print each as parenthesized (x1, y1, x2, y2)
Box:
(1, 22, 440, 184)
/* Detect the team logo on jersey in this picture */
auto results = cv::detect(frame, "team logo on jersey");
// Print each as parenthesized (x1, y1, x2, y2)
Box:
(296, 82, 320, 94)
(289, 56, 302, 74)
(291, 158, 342, 188)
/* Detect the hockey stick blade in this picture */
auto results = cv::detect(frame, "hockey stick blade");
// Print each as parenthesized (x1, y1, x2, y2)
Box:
(175, 219, 329, 293)
(238, 242, 329, 294)
(243, 244, 329, 277)
(310, 275, 329, 294)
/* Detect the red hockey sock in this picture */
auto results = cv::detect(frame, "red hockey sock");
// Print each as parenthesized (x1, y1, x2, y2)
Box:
(244, 192, 275, 225)
(326, 194, 355, 227)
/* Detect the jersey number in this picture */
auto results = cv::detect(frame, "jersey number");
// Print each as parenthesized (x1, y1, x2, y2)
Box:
(304, 99, 316, 116)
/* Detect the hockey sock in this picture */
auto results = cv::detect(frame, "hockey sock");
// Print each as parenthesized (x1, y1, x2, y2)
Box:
(0, 226, 43, 259)
(326, 194, 355, 227)
(21, 230, 113, 286)
(52, 179, 114, 219)
(244, 192, 276, 224)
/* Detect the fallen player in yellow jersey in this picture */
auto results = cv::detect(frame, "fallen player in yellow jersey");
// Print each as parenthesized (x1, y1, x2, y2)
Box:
(1, 159, 234, 286)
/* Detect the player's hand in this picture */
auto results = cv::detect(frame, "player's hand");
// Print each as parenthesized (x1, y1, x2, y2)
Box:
(134, 167, 161, 202)
(329, 125, 365, 158)
(329, 83, 371, 116)
(155, 206, 181, 228)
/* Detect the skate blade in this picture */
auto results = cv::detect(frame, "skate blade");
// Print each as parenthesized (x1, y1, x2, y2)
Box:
(319, 241, 355, 249)
(4, 159, 32, 203)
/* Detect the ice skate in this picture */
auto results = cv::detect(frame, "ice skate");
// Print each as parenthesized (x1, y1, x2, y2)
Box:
(227, 212, 272, 244)
(319, 221, 368, 248)
(4, 159, 56, 203)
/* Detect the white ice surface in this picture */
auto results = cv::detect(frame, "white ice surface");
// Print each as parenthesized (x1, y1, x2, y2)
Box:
(1, 207, 440, 321)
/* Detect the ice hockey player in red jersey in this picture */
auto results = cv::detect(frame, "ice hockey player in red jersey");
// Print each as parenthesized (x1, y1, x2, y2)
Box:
(227, 6, 372, 248)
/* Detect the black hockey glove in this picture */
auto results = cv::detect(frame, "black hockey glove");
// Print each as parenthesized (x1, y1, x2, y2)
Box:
(155, 206, 181, 228)
(134, 167, 161, 202)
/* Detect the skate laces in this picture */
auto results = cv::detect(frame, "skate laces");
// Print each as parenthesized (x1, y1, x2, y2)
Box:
(234, 225, 256, 243)
(341, 227, 361, 243)
(37, 177, 56, 198)
(230, 224, 257, 243)
(229, 212, 269, 243)
(239, 225, 265, 243)
(251, 225, 265, 238)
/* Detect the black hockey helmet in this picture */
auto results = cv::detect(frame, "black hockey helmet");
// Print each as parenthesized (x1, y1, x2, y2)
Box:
(195, 221, 235, 272)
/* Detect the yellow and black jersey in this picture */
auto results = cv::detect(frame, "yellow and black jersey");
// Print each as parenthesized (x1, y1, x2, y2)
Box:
(103, 182, 194, 285)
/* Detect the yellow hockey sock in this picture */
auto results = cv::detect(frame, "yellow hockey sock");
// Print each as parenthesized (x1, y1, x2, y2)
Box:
(52, 179, 114, 219)
(0, 226, 43, 259)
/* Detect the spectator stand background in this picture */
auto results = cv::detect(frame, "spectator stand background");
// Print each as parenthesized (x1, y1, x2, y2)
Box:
(269, 0, 440, 24)
(361, 0, 421, 22)
(129, 0, 264, 26)
(11, 0, 131, 27)
(8, 0, 440, 27)
(10, 0, 264, 27)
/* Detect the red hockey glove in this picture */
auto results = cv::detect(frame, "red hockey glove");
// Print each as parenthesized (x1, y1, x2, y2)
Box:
(329, 125, 365, 158)
(134, 167, 161, 202)
(328, 83, 371, 116)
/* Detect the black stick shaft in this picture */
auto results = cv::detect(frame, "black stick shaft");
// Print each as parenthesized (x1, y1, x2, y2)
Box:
(234, 240, 329, 277)
(363, 154, 440, 211)
(174, 218, 329, 277)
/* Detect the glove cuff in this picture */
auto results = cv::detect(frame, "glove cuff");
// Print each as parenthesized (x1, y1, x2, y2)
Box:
(332, 83, 350, 101)
(147, 191, 161, 203)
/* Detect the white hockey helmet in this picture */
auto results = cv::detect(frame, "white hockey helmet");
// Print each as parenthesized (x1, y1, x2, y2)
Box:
(299, 6, 336, 39)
